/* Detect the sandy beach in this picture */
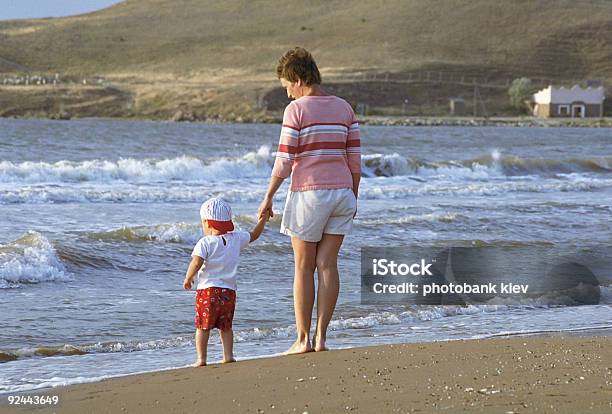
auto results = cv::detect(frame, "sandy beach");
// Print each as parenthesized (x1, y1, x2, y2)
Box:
(1, 3, 611, 414)
(3, 335, 609, 414)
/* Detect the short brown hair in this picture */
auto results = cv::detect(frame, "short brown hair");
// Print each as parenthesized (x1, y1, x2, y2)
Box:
(276, 47, 322, 85)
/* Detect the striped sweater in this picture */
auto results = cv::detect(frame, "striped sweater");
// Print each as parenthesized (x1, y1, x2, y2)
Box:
(271, 95, 361, 192)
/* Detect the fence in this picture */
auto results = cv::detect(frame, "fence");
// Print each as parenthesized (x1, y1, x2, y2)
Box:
(1, 73, 109, 87)
(331, 70, 593, 90)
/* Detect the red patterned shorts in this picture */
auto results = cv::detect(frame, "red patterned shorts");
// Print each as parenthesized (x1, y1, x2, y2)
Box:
(195, 287, 236, 331)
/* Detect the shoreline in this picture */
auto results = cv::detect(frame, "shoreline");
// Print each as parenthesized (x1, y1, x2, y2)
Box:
(4, 334, 610, 413)
(2, 115, 612, 128)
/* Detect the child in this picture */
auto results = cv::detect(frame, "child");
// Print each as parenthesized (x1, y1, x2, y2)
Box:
(183, 197, 267, 367)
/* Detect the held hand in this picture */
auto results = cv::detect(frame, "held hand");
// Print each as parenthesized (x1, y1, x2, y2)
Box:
(258, 198, 273, 221)
(183, 278, 192, 290)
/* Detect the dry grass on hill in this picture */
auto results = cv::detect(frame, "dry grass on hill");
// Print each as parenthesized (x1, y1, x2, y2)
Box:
(0, 0, 610, 119)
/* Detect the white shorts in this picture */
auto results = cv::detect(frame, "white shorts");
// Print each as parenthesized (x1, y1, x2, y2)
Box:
(280, 188, 357, 242)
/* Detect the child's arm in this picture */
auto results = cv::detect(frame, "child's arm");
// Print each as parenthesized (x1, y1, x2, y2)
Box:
(249, 210, 269, 242)
(183, 256, 204, 290)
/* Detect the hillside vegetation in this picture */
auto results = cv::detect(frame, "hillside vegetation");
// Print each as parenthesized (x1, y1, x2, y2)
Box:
(0, 0, 610, 119)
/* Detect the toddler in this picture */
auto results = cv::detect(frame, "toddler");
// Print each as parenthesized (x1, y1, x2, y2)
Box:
(183, 197, 267, 366)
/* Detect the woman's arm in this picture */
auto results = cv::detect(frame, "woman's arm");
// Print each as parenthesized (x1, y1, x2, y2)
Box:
(264, 103, 300, 220)
(258, 175, 284, 219)
(352, 172, 360, 218)
(347, 108, 361, 210)
(352, 172, 360, 198)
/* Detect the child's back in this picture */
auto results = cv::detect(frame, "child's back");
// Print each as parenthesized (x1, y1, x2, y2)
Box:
(192, 231, 250, 291)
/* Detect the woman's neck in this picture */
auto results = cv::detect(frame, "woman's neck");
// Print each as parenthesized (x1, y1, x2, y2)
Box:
(301, 84, 326, 97)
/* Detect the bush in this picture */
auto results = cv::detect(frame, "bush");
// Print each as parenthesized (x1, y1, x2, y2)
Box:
(508, 78, 537, 113)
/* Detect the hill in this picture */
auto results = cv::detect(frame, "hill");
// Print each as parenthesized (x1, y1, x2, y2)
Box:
(0, 0, 610, 119)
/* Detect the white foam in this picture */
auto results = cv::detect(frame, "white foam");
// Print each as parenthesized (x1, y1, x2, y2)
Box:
(2, 146, 611, 204)
(0, 146, 274, 184)
(0, 232, 71, 288)
(3, 149, 610, 189)
(329, 305, 495, 331)
(361, 152, 504, 180)
(234, 325, 295, 342)
(1, 305, 499, 361)
(0, 185, 268, 204)
(470, 324, 612, 340)
(600, 285, 612, 303)
(362, 153, 410, 177)
(358, 176, 612, 199)
(83, 336, 194, 354)
(91, 218, 266, 245)
(0, 368, 178, 394)
(362, 151, 612, 179)
(92, 223, 202, 244)
(2, 173, 609, 205)
(417, 162, 502, 180)
(358, 212, 465, 225)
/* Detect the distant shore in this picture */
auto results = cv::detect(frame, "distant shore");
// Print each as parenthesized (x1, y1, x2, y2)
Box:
(360, 116, 612, 128)
(2, 113, 612, 128)
(6, 335, 610, 413)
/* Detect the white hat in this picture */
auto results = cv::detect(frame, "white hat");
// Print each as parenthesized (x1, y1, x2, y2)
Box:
(200, 197, 233, 222)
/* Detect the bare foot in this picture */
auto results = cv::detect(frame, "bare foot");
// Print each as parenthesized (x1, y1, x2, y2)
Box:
(283, 339, 313, 355)
(192, 360, 207, 367)
(314, 338, 328, 352)
(312, 333, 328, 352)
(223, 358, 236, 363)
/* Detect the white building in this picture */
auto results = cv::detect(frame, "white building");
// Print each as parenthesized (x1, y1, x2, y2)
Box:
(532, 85, 605, 118)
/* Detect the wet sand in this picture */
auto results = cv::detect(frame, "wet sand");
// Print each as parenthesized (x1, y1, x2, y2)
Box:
(4, 335, 611, 413)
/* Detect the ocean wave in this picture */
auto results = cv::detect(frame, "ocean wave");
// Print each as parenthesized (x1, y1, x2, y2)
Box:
(87, 215, 283, 244)
(2, 173, 610, 205)
(0, 146, 274, 184)
(2, 148, 610, 187)
(1, 148, 611, 205)
(0, 345, 86, 361)
(471, 324, 612, 340)
(0, 232, 71, 288)
(329, 305, 495, 331)
(362, 150, 612, 178)
(358, 175, 612, 198)
(1, 302, 587, 362)
(601, 284, 612, 303)
(0, 307, 466, 362)
(0, 185, 267, 204)
(86, 212, 469, 246)
(358, 212, 465, 225)
(56, 244, 116, 270)
(90, 223, 202, 244)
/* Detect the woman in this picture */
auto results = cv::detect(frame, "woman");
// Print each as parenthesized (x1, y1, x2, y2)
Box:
(258, 47, 361, 354)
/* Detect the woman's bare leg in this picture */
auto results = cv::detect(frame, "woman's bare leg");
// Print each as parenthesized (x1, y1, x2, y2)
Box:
(284, 236, 317, 355)
(314, 234, 344, 351)
(220, 328, 235, 363)
(193, 328, 210, 367)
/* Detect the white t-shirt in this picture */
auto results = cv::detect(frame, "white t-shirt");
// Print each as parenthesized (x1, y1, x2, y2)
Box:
(191, 231, 251, 291)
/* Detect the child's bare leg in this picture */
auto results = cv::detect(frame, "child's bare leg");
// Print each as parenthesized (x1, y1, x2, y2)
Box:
(193, 328, 210, 367)
(220, 328, 235, 363)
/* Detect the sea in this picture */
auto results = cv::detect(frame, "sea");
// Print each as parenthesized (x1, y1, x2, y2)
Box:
(0, 118, 611, 393)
